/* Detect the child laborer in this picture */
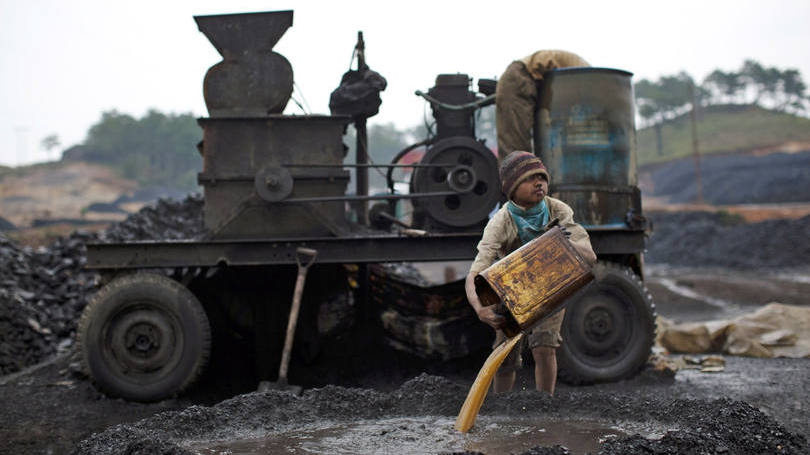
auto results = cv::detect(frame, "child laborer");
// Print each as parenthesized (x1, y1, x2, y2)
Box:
(464, 151, 597, 395)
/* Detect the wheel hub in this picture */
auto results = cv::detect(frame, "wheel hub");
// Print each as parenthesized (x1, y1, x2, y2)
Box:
(447, 165, 476, 193)
(125, 323, 161, 357)
(108, 306, 178, 374)
(584, 308, 614, 341)
(569, 290, 629, 357)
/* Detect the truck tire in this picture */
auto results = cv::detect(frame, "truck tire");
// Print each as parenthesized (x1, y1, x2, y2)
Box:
(77, 272, 211, 402)
(557, 261, 656, 385)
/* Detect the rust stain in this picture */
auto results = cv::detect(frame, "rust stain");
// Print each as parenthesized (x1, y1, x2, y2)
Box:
(476, 227, 594, 334)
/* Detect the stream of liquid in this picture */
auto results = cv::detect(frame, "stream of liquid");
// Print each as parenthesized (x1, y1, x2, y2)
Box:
(455, 332, 524, 432)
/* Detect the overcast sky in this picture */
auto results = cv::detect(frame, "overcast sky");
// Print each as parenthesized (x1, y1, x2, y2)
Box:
(1, 0, 809, 166)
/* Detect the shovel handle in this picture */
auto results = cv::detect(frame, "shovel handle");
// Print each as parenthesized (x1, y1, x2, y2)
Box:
(278, 248, 318, 382)
(296, 247, 318, 269)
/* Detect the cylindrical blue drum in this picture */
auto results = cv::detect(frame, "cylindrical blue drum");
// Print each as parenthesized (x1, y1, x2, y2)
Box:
(534, 68, 640, 229)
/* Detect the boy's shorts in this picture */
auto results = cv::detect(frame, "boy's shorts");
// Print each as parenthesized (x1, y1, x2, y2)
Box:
(493, 309, 565, 372)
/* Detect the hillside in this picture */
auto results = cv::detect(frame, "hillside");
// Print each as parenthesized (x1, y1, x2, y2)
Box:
(636, 105, 810, 166)
(640, 148, 810, 206)
(0, 161, 137, 229)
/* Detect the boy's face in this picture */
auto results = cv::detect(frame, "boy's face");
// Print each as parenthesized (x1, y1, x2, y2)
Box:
(512, 172, 548, 207)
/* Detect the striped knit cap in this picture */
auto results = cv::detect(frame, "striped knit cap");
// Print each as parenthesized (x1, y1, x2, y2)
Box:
(499, 151, 550, 199)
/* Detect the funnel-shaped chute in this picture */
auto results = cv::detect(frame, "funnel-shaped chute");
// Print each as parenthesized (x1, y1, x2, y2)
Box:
(195, 10, 293, 56)
(195, 11, 294, 116)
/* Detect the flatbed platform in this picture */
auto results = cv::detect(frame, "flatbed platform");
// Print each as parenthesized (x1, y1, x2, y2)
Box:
(85, 228, 645, 270)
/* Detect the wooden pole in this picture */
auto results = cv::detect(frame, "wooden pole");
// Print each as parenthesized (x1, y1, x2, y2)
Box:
(355, 31, 369, 224)
(688, 81, 704, 205)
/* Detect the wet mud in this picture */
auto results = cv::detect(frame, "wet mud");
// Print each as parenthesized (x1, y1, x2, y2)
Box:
(192, 416, 630, 455)
(71, 374, 808, 455)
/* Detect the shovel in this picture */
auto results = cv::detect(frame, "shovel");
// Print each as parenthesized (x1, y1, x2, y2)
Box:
(258, 247, 318, 394)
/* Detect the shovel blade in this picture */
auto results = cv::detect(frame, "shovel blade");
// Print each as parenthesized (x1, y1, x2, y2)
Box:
(257, 379, 302, 395)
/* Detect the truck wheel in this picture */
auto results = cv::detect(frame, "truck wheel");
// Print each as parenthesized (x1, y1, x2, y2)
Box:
(557, 261, 656, 385)
(77, 272, 211, 402)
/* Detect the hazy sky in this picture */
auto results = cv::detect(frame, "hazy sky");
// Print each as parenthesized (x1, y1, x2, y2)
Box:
(1, 0, 809, 166)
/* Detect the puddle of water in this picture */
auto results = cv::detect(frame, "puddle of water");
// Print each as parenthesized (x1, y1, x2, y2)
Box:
(774, 272, 810, 284)
(651, 277, 738, 310)
(188, 416, 633, 455)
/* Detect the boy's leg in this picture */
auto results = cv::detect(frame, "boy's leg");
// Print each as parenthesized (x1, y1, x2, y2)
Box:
(491, 328, 523, 393)
(493, 370, 517, 393)
(526, 309, 566, 395)
(531, 346, 558, 394)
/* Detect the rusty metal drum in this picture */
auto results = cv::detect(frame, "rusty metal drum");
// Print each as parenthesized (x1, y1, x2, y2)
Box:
(474, 226, 594, 338)
(534, 68, 640, 229)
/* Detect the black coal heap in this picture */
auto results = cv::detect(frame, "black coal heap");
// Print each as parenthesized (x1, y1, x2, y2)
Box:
(0, 194, 205, 375)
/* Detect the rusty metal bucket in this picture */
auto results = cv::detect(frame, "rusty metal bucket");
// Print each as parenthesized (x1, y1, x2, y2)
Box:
(474, 226, 594, 337)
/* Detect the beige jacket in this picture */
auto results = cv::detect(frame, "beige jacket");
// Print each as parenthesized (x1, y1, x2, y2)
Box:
(469, 196, 596, 276)
(520, 50, 589, 80)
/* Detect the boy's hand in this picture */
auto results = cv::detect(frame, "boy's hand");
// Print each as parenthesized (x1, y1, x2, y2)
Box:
(476, 305, 506, 329)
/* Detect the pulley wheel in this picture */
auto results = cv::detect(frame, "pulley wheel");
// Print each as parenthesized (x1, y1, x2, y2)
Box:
(254, 166, 293, 202)
(411, 137, 500, 227)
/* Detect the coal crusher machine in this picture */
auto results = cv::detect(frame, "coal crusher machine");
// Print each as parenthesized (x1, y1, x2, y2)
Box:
(79, 10, 656, 402)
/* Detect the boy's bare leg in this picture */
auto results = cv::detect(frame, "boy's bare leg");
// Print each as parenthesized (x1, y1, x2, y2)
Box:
(493, 370, 516, 393)
(531, 346, 558, 395)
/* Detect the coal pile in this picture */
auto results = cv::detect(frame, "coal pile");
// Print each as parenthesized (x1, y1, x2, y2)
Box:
(0, 194, 205, 376)
(644, 149, 810, 205)
(96, 193, 205, 242)
(597, 398, 808, 455)
(0, 231, 98, 375)
(646, 211, 810, 269)
(70, 374, 809, 455)
(0, 215, 15, 231)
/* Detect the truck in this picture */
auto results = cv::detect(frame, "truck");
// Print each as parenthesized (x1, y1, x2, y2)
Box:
(77, 10, 656, 402)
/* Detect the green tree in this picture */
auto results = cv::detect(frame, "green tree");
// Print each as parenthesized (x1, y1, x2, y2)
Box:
(703, 69, 745, 104)
(741, 59, 770, 104)
(635, 72, 695, 125)
(40, 134, 61, 161)
(635, 72, 701, 156)
(82, 109, 202, 190)
(703, 61, 808, 114)
(778, 69, 808, 112)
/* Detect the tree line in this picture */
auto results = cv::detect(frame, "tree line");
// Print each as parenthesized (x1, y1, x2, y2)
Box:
(64, 106, 492, 194)
(55, 60, 805, 191)
(635, 59, 809, 127)
(62, 109, 430, 193)
(62, 110, 202, 191)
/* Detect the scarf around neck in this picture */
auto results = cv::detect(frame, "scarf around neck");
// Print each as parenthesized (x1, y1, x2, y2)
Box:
(507, 199, 550, 245)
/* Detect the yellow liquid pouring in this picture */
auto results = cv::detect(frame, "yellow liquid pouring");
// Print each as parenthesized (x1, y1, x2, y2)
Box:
(454, 332, 525, 433)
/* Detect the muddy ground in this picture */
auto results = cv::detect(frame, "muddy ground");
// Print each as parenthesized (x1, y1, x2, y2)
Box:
(1, 266, 808, 455)
(2, 148, 810, 454)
